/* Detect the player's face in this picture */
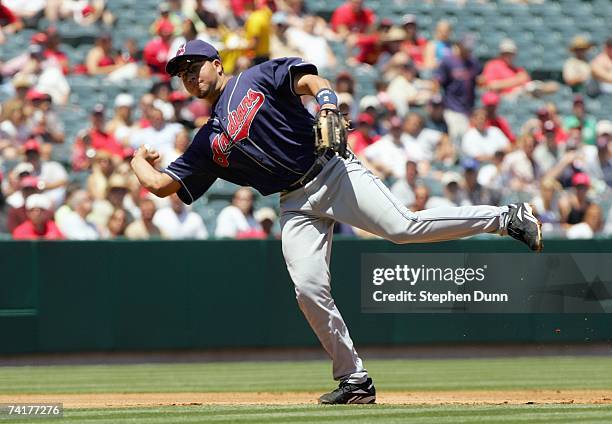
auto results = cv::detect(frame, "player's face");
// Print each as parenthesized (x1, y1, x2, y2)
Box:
(179, 59, 219, 100)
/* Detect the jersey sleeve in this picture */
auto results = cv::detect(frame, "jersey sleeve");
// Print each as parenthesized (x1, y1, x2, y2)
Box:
(162, 128, 217, 205)
(257, 57, 318, 97)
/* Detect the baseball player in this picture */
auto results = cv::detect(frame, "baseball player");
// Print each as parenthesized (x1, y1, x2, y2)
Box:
(131, 40, 543, 404)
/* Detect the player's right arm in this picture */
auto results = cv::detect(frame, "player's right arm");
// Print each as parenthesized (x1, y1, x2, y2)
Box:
(131, 145, 180, 197)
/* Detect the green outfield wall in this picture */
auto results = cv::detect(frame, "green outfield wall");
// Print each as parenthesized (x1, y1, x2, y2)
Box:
(1, 239, 611, 354)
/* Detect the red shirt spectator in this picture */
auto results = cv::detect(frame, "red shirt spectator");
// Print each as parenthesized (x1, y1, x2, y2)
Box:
(400, 14, 427, 69)
(72, 104, 125, 170)
(331, 0, 375, 34)
(349, 113, 376, 155)
(12, 194, 64, 240)
(481, 92, 516, 143)
(143, 19, 174, 77)
(354, 34, 381, 65)
(482, 39, 531, 96)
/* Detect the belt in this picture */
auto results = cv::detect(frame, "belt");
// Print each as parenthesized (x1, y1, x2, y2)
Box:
(285, 150, 335, 192)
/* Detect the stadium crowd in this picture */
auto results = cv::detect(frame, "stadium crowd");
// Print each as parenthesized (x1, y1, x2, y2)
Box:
(0, 0, 611, 240)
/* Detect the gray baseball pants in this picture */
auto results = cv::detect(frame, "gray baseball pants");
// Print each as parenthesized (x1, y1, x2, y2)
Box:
(280, 155, 509, 384)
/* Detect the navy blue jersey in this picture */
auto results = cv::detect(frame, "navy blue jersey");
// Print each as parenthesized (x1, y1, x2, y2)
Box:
(163, 57, 319, 204)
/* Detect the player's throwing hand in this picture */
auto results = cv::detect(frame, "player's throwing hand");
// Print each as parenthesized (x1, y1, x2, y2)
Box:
(134, 144, 160, 167)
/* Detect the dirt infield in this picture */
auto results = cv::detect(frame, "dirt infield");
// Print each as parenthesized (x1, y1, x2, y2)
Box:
(2, 390, 611, 408)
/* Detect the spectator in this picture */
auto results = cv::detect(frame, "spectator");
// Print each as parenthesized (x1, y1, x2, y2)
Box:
(253, 207, 277, 238)
(89, 173, 137, 228)
(143, 18, 175, 77)
(481, 91, 515, 143)
(45, 0, 114, 27)
(563, 95, 597, 146)
(25, 89, 65, 151)
(482, 39, 558, 98)
(130, 104, 182, 159)
(21, 139, 68, 208)
(531, 177, 566, 234)
(566, 203, 602, 239)
(6, 175, 50, 233)
(330, 0, 375, 37)
(0, 0, 23, 43)
(424, 173, 466, 208)
(347, 113, 375, 156)
(461, 108, 510, 162)
(125, 198, 161, 239)
(335, 71, 355, 96)
(101, 207, 129, 239)
(594, 120, 612, 187)
(12, 194, 63, 240)
(363, 116, 423, 179)
(269, 12, 302, 59)
(390, 160, 420, 207)
(1, 74, 32, 121)
(590, 37, 612, 94)
(87, 150, 115, 200)
(501, 133, 540, 192)
(563, 35, 595, 91)
(86, 33, 126, 76)
(477, 150, 506, 193)
(423, 94, 448, 134)
(434, 35, 482, 143)
(409, 184, 429, 212)
(533, 120, 566, 175)
(72, 104, 125, 171)
(0, 108, 30, 156)
(463, 158, 499, 206)
(387, 61, 434, 117)
(288, 15, 336, 72)
(153, 192, 208, 239)
(423, 19, 452, 71)
(150, 2, 182, 36)
(403, 112, 450, 164)
(161, 127, 191, 168)
(55, 190, 99, 240)
(106, 93, 136, 146)
(169, 91, 198, 129)
(42, 29, 70, 75)
(532, 106, 568, 145)
(215, 188, 262, 238)
(562, 172, 592, 225)
(243, 0, 273, 65)
(399, 14, 427, 71)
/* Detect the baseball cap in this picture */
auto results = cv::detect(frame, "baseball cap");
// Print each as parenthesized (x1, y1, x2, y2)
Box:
(429, 94, 443, 106)
(359, 95, 380, 111)
(571, 172, 590, 187)
(461, 158, 479, 171)
(23, 139, 41, 153)
(26, 89, 51, 102)
(458, 33, 477, 50)
(28, 44, 44, 57)
(336, 71, 354, 82)
(337, 92, 354, 107)
(13, 162, 34, 176)
(254, 207, 277, 223)
(108, 174, 129, 190)
(357, 113, 374, 126)
(596, 120, 612, 136)
(499, 38, 518, 54)
(569, 35, 594, 51)
(401, 14, 417, 25)
(169, 91, 189, 103)
(573, 94, 585, 104)
(156, 18, 174, 36)
(91, 103, 105, 115)
(389, 116, 402, 128)
(26, 194, 51, 210)
(481, 91, 500, 107)
(271, 11, 288, 25)
(166, 39, 220, 76)
(442, 172, 463, 186)
(114, 93, 134, 108)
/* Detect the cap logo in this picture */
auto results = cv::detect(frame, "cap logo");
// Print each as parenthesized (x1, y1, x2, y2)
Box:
(177, 44, 185, 56)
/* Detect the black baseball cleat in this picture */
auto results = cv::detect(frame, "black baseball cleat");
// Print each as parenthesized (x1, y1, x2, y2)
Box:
(505, 203, 543, 252)
(318, 377, 376, 404)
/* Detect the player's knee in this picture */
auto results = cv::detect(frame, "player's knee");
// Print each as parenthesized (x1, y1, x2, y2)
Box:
(294, 282, 328, 306)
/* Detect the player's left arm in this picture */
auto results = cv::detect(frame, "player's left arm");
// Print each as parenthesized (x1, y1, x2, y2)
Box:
(293, 74, 337, 110)
(131, 145, 180, 197)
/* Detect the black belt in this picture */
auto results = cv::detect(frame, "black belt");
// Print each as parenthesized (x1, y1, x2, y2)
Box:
(285, 150, 335, 192)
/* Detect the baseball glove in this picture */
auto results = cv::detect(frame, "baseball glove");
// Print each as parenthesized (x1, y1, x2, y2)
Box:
(313, 108, 350, 159)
